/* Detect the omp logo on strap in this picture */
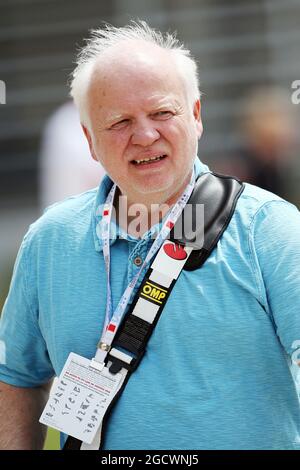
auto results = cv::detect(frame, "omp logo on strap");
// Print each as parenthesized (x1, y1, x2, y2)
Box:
(140, 280, 168, 305)
(163, 242, 187, 260)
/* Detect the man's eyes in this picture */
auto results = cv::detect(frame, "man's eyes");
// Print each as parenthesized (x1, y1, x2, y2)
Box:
(110, 119, 130, 130)
(109, 111, 174, 130)
(153, 111, 173, 119)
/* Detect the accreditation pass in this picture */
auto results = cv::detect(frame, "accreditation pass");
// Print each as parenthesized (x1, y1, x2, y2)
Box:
(39, 352, 122, 444)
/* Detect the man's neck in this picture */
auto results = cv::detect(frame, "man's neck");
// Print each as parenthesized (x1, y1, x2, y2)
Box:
(114, 173, 192, 238)
(114, 191, 171, 238)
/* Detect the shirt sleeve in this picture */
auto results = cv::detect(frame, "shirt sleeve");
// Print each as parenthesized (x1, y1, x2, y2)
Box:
(250, 199, 300, 362)
(0, 232, 55, 387)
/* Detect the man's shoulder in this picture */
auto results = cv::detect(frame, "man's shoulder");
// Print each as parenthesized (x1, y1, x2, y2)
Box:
(25, 188, 98, 245)
(237, 181, 290, 215)
(42, 187, 98, 218)
(233, 181, 299, 233)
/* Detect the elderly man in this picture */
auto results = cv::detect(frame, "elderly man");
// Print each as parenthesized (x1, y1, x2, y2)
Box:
(0, 21, 300, 451)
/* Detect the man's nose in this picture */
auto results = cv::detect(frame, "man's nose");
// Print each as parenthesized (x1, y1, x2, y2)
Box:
(131, 121, 160, 146)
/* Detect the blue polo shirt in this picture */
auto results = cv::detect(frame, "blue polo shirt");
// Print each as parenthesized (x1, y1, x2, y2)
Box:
(0, 158, 300, 450)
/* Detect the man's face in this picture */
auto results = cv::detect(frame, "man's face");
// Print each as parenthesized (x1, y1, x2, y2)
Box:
(84, 45, 203, 206)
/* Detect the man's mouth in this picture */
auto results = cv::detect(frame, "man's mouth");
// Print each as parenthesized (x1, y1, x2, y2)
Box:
(131, 154, 167, 165)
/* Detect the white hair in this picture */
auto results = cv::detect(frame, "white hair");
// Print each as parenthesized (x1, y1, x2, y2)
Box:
(69, 20, 201, 129)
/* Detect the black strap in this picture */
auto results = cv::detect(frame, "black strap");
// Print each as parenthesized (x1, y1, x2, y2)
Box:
(63, 172, 244, 450)
(171, 172, 244, 270)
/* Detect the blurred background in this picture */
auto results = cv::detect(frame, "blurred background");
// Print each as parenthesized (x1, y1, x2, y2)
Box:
(1, 0, 300, 448)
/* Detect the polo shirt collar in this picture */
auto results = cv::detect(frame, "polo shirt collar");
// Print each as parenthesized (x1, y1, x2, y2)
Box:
(92, 157, 209, 252)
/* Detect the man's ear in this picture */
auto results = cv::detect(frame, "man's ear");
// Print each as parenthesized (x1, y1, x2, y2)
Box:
(193, 99, 203, 139)
(82, 124, 98, 162)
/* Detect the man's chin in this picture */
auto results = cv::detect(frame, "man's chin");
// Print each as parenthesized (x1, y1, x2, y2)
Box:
(131, 182, 175, 203)
(120, 173, 190, 205)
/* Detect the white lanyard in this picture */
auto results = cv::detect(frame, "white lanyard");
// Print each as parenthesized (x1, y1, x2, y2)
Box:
(94, 170, 195, 364)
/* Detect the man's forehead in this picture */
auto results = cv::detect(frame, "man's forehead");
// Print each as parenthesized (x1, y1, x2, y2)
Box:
(87, 41, 187, 116)
(90, 41, 180, 87)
